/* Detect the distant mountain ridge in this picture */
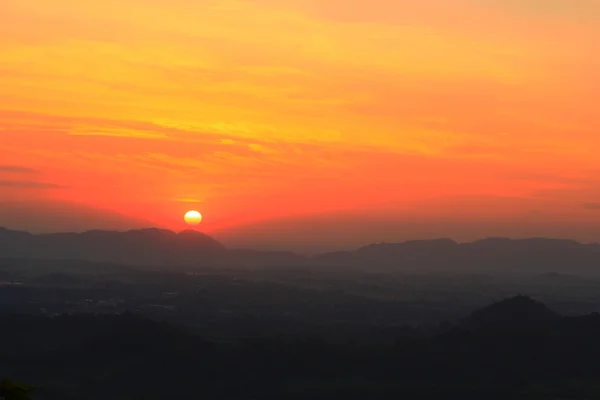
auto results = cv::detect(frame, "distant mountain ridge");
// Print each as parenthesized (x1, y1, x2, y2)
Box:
(317, 237, 600, 275)
(0, 227, 225, 266)
(2, 228, 600, 273)
(0, 227, 307, 267)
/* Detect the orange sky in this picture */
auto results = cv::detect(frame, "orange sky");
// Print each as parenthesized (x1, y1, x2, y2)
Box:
(1, 0, 599, 248)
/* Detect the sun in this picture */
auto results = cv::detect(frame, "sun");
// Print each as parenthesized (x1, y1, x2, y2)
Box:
(184, 210, 203, 226)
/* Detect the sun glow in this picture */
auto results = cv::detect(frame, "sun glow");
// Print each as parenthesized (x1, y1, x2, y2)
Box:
(184, 210, 203, 226)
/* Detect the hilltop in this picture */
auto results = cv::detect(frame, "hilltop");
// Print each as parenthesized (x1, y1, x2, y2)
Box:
(461, 295, 561, 330)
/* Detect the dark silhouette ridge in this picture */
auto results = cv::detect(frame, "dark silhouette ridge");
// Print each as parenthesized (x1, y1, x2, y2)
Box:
(2, 228, 600, 274)
(317, 237, 600, 275)
(461, 295, 560, 331)
(0, 227, 225, 266)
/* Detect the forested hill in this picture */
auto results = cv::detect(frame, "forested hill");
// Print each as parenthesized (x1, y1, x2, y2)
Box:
(3, 296, 600, 399)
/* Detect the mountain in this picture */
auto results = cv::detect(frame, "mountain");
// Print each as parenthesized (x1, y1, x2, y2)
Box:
(317, 237, 600, 275)
(0, 227, 225, 266)
(460, 295, 561, 331)
(3, 228, 600, 274)
(0, 227, 312, 267)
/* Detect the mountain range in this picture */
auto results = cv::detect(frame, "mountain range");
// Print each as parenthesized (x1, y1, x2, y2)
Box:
(316, 237, 600, 274)
(0, 227, 303, 268)
(2, 227, 600, 274)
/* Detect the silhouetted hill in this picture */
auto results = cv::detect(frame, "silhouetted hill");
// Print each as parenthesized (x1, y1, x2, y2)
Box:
(317, 237, 600, 275)
(5, 297, 600, 399)
(0, 228, 313, 268)
(0, 228, 225, 266)
(461, 295, 560, 331)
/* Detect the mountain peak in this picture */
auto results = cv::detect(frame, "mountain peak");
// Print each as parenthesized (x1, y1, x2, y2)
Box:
(178, 229, 210, 237)
(461, 295, 560, 331)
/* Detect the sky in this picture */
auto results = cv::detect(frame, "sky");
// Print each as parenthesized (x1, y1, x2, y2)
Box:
(1, 0, 599, 250)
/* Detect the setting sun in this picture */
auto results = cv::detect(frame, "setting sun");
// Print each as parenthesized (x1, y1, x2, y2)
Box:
(184, 211, 203, 226)
(1, 0, 599, 247)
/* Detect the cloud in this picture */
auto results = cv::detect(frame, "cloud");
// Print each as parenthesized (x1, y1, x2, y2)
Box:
(490, 0, 600, 22)
(0, 180, 66, 189)
(0, 165, 37, 174)
(68, 127, 169, 139)
(248, 143, 278, 154)
(583, 202, 600, 210)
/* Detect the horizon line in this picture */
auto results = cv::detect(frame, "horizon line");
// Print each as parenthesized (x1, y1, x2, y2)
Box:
(2, 226, 599, 252)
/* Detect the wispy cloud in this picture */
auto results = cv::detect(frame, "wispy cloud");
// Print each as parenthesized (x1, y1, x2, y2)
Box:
(68, 126, 170, 139)
(583, 202, 600, 210)
(0, 165, 37, 174)
(1, 0, 599, 235)
(0, 180, 66, 189)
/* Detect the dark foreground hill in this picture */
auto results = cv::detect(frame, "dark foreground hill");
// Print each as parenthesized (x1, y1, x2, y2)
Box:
(3, 296, 600, 399)
(461, 295, 561, 330)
